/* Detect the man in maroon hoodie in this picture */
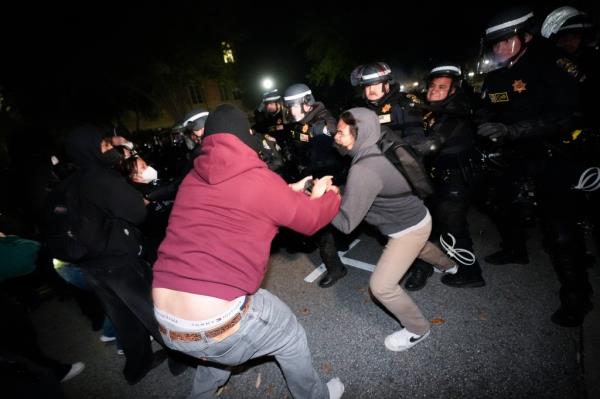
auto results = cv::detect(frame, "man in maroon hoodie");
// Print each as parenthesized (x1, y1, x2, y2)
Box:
(152, 104, 345, 399)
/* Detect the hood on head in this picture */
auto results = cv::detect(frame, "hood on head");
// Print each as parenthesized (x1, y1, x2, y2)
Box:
(345, 107, 381, 157)
(64, 124, 107, 168)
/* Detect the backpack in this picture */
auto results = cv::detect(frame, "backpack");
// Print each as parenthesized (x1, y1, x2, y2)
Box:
(45, 173, 111, 263)
(376, 128, 434, 199)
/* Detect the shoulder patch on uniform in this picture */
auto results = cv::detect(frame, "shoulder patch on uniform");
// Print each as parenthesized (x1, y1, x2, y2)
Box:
(406, 94, 421, 105)
(488, 92, 509, 103)
(556, 58, 586, 82)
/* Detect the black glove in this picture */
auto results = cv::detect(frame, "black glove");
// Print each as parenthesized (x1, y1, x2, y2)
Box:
(477, 123, 513, 142)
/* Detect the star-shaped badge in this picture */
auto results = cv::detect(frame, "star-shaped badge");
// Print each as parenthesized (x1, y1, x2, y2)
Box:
(512, 80, 527, 93)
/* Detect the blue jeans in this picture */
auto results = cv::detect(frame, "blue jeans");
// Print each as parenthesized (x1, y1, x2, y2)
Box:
(156, 289, 328, 399)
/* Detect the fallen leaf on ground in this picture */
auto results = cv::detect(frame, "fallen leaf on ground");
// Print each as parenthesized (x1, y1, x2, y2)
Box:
(298, 308, 310, 316)
(431, 318, 445, 325)
(255, 373, 261, 388)
(479, 312, 488, 320)
(322, 361, 332, 374)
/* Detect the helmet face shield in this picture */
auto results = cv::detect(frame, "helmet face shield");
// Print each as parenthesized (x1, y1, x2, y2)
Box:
(287, 103, 305, 122)
(478, 34, 523, 74)
(283, 83, 314, 121)
(478, 7, 534, 74)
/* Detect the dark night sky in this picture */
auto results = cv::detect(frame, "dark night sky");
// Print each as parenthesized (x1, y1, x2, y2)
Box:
(1, 1, 598, 127)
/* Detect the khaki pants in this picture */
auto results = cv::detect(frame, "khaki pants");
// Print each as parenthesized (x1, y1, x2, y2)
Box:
(370, 218, 455, 335)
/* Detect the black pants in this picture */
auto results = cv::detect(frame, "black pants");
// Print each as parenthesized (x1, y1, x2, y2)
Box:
(82, 257, 162, 382)
(429, 171, 482, 275)
(316, 225, 345, 275)
(485, 156, 591, 305)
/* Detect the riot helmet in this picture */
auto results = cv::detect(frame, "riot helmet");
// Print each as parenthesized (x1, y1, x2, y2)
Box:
(350, 62, 393, 87)
(542, 6, 596, 54)
(478, 6, 536, 73)
(261, 89, 282, 115)
(426, 64, 462, 103)
(283, 83, 315, 122)
(182, 108, 209, 143)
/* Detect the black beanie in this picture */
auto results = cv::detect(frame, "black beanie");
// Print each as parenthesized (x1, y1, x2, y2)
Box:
(203, 104, 260, 153)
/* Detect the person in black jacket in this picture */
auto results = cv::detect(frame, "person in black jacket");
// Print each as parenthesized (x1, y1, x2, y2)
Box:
(350, 61, 425, 139)
(475, 6, 592, 327)
(281, 84, 348, 288)
(252, 89, 285, 172)
(63, 126, 167, 383)
(403, 64, 486, 290)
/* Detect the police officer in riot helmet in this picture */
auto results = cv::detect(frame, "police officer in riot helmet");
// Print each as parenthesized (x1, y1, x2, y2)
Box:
(350, 61, 425, 139)
(476, 6, 593, 327)
(282, 83, 348, 288)
(542, 6, 600, 257)
(403, 64, 486, 291)
(182, 108, 210, 159)
(254, 89, 286, 136)
(252, 90, 286, 172)
(282, 83, 344, 182)
(542, 6, 599, 127)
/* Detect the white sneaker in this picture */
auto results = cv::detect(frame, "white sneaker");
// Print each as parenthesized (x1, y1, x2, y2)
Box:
(384, 328, 430, 352)
(116, 349, 125, 355)
(433, 265, 458, 274)
(60, 362, 85, 382)
(99, 335, 116, 343)
(326, 377, 344, 399)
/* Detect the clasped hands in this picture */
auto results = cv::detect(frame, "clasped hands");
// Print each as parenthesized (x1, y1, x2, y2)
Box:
(289, 175, 340, 199)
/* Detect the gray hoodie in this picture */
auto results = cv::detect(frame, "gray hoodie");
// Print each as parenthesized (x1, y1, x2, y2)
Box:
(331, 108, 427, 236)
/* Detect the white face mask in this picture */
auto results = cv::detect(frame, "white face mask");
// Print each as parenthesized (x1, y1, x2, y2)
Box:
(139, 166, 158, 183)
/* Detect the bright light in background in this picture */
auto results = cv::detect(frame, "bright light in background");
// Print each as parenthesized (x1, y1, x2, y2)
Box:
(400, 85, 405, 91)
(261, 78, 274, 90)
(413, 81, 419, 87)
(468, 71, 475, 77)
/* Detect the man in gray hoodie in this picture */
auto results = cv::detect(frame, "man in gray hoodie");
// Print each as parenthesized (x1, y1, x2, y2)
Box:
(331, 108, 457, 351)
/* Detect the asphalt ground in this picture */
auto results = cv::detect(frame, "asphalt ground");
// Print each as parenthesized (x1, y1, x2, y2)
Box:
(31, 209, 598, 398)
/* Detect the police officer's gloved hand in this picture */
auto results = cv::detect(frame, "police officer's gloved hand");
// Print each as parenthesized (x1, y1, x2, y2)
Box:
(476, 123, 515, 142)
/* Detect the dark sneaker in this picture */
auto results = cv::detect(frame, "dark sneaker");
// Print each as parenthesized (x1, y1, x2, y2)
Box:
(318, 266, 348, 288)
(551, 302, 593, 327)
(441, 271, 486, 288)
(484, 249, 529, 265)
(404, 265, 433, 291)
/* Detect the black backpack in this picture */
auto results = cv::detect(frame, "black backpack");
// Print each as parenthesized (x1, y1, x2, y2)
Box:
(377, 128, 434, 199)
(45, 173, 111, 263)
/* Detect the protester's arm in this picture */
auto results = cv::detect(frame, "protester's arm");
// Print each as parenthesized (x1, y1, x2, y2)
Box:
(331, 165, 381, 234)
(267, 175, 341, 236)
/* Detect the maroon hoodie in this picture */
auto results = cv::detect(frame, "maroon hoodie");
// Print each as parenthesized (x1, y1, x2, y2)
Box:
(153, 134, 340, 300)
